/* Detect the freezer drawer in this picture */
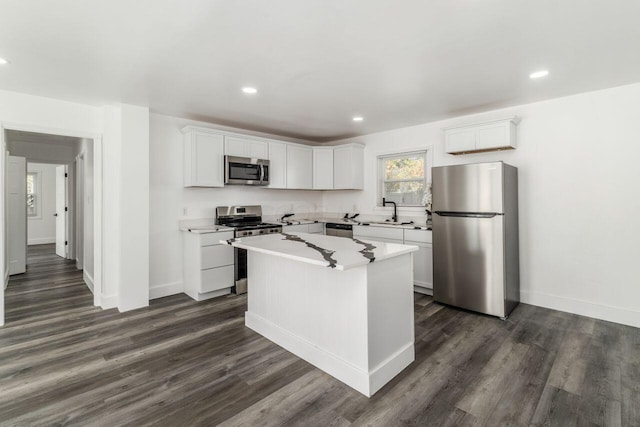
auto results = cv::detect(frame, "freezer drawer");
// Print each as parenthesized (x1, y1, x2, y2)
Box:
(432, 162, 504, 214)
(433, 213, 506, 317)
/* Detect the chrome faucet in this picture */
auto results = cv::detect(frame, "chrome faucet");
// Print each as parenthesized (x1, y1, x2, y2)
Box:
(382, 198, 398, 222)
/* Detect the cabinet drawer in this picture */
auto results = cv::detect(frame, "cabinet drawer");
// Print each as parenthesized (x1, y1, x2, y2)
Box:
(370, 237, 404, 245)
(201, 244, 234, 269)
(200, 265, 234, 293)
(308, 223, 324, 234)
(283, 224, 308, 233)
(404, 229, 432, 244)
(353, 225, 404, 241)
(200, 231, 234, 246)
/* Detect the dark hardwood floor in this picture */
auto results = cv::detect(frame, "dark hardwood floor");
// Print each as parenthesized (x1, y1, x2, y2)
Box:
(1, 245, 639, 426)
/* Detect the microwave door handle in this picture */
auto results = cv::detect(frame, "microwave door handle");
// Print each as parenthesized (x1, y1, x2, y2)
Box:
(259, 164, 264, 184)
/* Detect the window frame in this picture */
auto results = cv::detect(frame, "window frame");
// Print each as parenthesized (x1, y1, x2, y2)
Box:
(375, 146, 433, 211)
(27, 171, 42, 219)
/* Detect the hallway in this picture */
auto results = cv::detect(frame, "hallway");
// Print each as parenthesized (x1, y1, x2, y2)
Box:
(4, 244, 92, 323)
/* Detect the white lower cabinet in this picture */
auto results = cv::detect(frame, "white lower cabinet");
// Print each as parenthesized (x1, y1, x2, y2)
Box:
(282, 224, 308, 233)
(403, 229, 433, 295)
(308, 223, 325, 234)
(282, 223, 325, 234)
(353, 225, 404, 243)
(353, 226, 432, 294)
(183, 231, 235, 301)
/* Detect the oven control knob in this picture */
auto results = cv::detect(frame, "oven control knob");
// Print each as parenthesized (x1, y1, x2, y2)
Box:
(260, 230, 265, 234)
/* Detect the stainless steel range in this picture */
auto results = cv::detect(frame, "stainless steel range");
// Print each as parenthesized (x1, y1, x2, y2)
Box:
(216, 206, 281, 294)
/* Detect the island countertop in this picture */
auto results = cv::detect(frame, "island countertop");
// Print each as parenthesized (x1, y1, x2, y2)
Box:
(221, 231, 418, 271)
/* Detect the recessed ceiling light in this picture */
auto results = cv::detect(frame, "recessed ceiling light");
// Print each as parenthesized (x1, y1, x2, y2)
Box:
(352, 116, 364, 122)
(529, 70, 549, 79)
(242, 87, 257, 94)
(0, 57, 9, 65)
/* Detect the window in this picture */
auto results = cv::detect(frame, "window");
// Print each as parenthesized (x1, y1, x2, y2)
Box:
(377, 151, 427, 207)
(27, 172, 39, 218)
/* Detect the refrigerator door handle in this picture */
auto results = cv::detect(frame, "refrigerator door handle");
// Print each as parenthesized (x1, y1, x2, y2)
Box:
(435, 211, 502, 218)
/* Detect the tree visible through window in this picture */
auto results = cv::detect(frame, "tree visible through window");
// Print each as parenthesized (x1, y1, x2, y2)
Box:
(378, 151, 426, 206)
(27, 172, 38, 217)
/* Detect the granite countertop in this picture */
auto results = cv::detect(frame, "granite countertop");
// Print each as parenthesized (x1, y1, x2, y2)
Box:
(180, 225, 235, 234)
(277, 217, 431, 231)
(221, 232, 418, 271)
(180, 217, 432, 233)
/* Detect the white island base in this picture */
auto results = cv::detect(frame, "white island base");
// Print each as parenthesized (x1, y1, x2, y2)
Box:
(245, 250, 415, 397)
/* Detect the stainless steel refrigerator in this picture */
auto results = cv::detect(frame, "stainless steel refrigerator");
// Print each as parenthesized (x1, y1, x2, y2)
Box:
(432, 161, 519, 319)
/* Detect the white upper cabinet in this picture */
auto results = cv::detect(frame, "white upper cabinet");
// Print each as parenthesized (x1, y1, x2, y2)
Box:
(182, 127, 363, 191)
(268, 140, 287, 189)
(333, 144, 364, 190)
(183, 127, 225, 187)
(444, 117, 519, 155)
(312, 147, 334, 190)
(224, 135, 269, 159)
(286, 144, 313, 189)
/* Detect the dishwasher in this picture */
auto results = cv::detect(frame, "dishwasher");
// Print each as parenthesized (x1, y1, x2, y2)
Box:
(325, 223, 353, 238)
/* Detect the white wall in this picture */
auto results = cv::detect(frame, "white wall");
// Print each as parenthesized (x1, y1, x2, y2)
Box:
(118, 105, 150, 311)
(149, 114, 322, 299)
(0, 89, 103, 325)
(81, 139, 94, 282)
(27, 163, 58, 245)
(102, 104, 150, 311)
(0, 89, 151, 319)
(323, 82, 640, 327)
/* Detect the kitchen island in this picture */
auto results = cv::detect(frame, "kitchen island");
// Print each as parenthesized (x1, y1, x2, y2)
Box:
(222, 232, 418, 397)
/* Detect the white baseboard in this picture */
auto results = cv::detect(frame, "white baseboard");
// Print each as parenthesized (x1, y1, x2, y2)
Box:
(150, 281, 183, 300)
(27, 237, 55, 245)
(414, 284, 433, 295)
(246, 311, 413, 397)
(83, 271, 94, 294)
(521, 289, 640, 329)
(101, 293, 118, 310)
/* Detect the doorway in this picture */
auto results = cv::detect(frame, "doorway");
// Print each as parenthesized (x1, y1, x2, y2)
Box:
(25, 162, 69, 260)
(1, 126, 103, 325)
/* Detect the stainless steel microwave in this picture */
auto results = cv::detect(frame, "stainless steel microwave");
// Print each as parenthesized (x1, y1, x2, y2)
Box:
(224, 155, 270, 186)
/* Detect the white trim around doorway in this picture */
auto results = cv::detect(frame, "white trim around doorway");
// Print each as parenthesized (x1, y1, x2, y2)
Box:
(0, 122, 104, 323)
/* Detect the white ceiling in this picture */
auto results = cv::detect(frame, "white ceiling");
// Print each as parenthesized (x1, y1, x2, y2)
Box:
(1, 1, 639, 142)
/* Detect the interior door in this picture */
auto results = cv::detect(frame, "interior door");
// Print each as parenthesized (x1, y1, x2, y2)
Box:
(8, 156, 27, 275)
(55, 165, 67, 258)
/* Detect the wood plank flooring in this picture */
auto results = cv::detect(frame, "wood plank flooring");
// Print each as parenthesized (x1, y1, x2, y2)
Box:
(1, 244, 639, 426)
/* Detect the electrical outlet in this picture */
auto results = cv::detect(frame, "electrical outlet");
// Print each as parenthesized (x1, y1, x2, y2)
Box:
(352, 204, 358, 212)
